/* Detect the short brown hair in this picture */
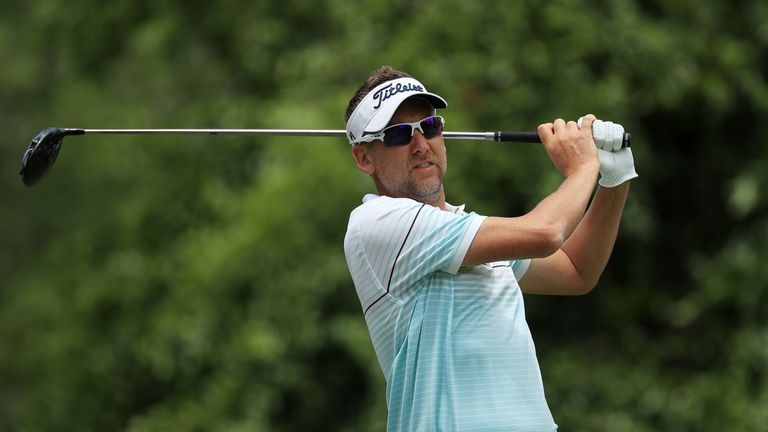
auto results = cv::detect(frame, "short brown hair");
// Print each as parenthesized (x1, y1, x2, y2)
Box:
(344, 66, 412, 123)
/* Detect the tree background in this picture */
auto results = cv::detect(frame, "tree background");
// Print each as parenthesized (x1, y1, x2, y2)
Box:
(1, 0, 766, 430)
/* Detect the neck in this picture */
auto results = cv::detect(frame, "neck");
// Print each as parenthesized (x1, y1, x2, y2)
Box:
(420, 190, 447, 210)
(374, 183, 447, 210)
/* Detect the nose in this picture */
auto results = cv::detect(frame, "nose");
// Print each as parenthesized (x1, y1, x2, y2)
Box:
(410, 129, 430, 153)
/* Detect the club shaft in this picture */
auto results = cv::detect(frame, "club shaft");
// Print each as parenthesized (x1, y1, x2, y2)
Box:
(83, 129, 348, 137)
(79, 129, 539, 142)
(68, 128, 629, 146)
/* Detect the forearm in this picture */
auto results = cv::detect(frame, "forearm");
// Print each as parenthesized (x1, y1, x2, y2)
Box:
(464, 117, 602, 266)
(518, 120, 636, 295)
(528, 167, 599, 245)
(463, 167, 598, 265)
(561, 182, 630, 286)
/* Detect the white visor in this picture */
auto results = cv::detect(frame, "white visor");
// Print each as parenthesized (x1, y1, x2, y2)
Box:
(345, 77, 447, 145)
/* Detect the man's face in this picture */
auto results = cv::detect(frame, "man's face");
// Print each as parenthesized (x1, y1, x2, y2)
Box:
(352, 98, 448, 207)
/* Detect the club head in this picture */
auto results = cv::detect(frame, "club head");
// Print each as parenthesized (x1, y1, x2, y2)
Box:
(19, 128, 83, 187)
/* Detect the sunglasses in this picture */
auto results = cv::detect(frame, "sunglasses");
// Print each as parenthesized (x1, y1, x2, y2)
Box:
(353, 115, 445, 147)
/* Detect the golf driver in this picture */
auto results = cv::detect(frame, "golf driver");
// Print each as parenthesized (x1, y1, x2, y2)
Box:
(19, 123, 630, 187)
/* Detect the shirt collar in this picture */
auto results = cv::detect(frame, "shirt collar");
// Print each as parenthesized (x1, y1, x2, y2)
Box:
(362, 194, 466, 214)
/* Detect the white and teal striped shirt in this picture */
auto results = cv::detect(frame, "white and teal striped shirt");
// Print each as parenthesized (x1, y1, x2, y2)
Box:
(344, 194, 557, 431)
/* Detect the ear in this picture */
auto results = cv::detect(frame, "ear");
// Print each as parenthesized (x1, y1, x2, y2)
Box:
(352, 145, 375, 175)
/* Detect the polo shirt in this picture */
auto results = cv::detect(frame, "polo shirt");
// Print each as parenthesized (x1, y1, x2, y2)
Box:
(344, 194, 557, 431)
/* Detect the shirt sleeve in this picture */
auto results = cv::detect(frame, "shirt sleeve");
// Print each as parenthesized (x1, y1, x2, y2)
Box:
(345, 196, 485, 305)
(511, 258, 532, 280)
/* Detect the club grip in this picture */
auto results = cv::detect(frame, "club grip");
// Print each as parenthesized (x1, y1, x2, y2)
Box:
(494, 131, 540, 143)
(494, 131, 631, 148)
(620, 133, 631, 148)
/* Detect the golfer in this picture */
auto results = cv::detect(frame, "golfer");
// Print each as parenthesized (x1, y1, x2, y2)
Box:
(343, 66, 637, 431)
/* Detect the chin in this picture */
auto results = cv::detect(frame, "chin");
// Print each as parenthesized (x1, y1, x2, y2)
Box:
(411, 182, 443, 201)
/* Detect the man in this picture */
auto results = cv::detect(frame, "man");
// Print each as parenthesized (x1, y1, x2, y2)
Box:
(343, 66, 637, 431)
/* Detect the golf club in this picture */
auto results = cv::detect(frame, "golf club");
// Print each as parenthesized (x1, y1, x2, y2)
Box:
(19, 126, 631, 187)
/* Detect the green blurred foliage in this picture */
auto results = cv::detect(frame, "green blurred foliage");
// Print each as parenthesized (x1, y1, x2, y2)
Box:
(1, 0, 767, 430)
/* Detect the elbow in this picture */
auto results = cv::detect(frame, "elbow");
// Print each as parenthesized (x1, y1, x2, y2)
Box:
(573, 275, 600, 295)
(574, 281, 597, 296)
(535, 226, 566, 258)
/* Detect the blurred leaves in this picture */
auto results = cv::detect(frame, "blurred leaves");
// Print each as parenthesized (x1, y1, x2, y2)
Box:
(1, 0, 767, 431)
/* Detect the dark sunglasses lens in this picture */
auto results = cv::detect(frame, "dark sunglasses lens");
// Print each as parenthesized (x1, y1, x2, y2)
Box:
(383, 124, 413, 147)
(382, 117, 443, 147)
(421, 117, 442, 138)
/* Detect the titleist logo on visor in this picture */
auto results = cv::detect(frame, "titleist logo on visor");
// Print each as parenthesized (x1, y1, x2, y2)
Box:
(371, 82, 425, 109)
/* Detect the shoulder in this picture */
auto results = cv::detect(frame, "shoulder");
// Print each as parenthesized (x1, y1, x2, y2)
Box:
(344, 196, 426, 261)
(349, 195, 426, 227)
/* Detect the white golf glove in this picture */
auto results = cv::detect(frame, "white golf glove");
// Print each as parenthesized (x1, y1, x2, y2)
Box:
(597, 147, 638, 187)
(578, 117, 638, 188)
